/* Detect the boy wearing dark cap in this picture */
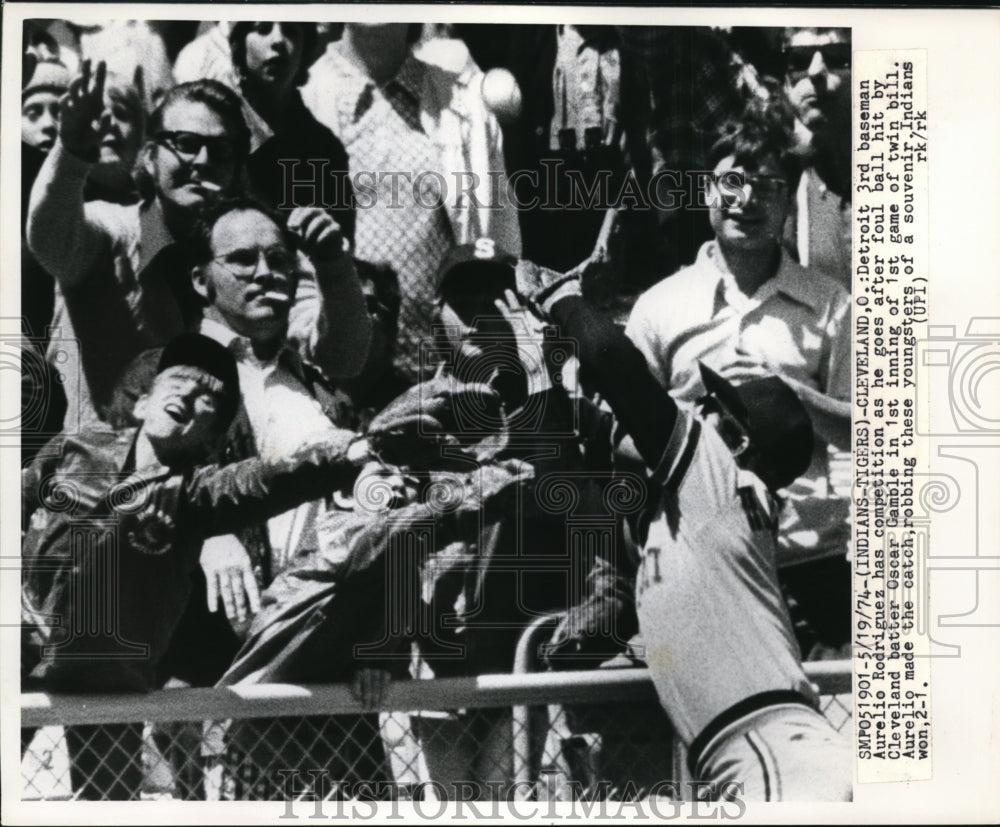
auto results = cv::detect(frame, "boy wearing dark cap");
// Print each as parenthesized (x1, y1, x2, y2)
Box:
(22, 331, 379, 690)
(514, 260, 852, 801)
(21, 333, 371, 798)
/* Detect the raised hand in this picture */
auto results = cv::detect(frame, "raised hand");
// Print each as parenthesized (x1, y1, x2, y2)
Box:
(59, 59, 106, 162)
(287, 207, 348, 263)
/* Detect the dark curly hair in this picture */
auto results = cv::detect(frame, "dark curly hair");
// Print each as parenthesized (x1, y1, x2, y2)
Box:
(708, 90, 804, 187)
(135, 80, 250, 203)
(229, 22, 319, 89)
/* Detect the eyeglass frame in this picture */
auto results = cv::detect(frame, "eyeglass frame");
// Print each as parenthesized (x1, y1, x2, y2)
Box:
(708, 171, 791, 208)
(209, 245, 300, 282)
(153, 130, 240, 163)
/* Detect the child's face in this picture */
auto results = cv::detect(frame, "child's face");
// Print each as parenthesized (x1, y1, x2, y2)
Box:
(136, 366, 223, 459)
(438, 300, 519, 376)
(22, 91, 61, 152)
(97, 87, 143, 172)
(354, 461, 420, 510)
(707, 153, 791, 253)
(243, 23, 305, 94)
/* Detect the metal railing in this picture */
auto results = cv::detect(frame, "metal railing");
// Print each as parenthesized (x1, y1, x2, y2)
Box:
(21, 662, 851, 802)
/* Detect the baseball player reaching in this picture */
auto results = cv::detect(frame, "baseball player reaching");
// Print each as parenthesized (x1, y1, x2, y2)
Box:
(505, 260, 852, 802)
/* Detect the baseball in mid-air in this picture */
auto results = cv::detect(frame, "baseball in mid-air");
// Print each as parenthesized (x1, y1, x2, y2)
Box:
(481, 68, 523, 123)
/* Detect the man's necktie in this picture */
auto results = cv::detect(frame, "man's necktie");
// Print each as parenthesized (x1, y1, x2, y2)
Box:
(353, 80, 424, 133)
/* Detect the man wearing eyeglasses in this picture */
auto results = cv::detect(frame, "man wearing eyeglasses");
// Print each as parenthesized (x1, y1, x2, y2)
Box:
(174, 197, 373, 640)
(626, 97, 852, 659)
(27, 61, 371, 435)
(181, 196, 395, 793)
(27, 63, 372, 691)
(781, 27, 852, 288)
(28, 63, 242, 431)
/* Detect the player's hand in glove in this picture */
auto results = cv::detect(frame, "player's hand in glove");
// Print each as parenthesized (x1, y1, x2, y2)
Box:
(543, 563, 638, 671)
(514, 260, 583, 318)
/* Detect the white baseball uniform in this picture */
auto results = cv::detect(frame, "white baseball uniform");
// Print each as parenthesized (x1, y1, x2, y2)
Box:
(634, 413, 852, 801)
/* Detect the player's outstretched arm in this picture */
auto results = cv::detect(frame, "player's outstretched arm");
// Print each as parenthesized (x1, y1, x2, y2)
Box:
(510, 260, 679, 471)
(551, 294, 678, 469)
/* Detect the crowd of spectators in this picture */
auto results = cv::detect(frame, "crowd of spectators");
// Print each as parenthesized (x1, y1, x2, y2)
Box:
(19, 18, 853, 801)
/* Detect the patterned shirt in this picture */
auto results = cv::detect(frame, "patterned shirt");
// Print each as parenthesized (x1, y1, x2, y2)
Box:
(302, 48, 455, 382)
(552, 25, 620, 147)
(172, 22, 238, 88)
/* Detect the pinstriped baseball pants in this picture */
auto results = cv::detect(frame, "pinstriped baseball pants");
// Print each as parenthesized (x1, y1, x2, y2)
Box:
(694, 704, 853, 802)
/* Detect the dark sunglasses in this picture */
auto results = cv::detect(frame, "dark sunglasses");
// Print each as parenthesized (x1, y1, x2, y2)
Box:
(784, 43, 851, 75)
(155, 130, 238, 162)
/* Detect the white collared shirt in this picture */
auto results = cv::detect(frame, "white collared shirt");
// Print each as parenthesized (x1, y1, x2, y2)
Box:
(626, 241, 851, 406)
(625, 241, 852, 564)
(200, 318, 337, 569)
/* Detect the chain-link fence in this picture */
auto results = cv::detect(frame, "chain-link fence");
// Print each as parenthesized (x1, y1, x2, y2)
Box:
(21, 661, 851, 802)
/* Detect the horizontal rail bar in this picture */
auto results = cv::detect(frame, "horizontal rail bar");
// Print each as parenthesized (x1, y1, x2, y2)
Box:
(21, 662, 851, 728)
